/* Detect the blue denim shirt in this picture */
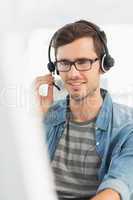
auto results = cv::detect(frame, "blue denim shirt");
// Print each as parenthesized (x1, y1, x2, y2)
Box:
(44, 89, 133, 200)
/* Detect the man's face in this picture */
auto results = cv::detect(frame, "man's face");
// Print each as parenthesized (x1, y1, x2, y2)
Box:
(56, 37, 101, 101)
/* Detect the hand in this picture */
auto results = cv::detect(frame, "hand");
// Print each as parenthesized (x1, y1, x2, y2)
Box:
(34, 74, 54, 114)
(90, 189, 120, 200)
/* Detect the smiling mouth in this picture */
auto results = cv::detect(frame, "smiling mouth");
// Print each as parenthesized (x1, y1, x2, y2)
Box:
(68, 82, 86, 86)
(70, 83, 82, 86)
(67, 82, 86, 91)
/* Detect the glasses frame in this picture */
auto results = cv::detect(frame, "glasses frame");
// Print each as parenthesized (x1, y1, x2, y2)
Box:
(54, 58, 99, 72)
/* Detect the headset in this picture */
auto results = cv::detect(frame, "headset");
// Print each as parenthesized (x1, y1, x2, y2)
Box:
(47, 20, 114, 77)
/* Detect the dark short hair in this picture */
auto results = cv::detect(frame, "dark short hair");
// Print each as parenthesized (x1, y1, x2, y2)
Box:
(52, 20, 107, 58)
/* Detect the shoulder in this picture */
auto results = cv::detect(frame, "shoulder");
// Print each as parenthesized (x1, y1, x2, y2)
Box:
(48, 98, 66, 113)
(43, 98, 67, 126)
(112, 102, 133, 128)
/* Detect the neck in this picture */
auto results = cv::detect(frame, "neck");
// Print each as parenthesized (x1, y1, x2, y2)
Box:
(69, 88, 103, 122)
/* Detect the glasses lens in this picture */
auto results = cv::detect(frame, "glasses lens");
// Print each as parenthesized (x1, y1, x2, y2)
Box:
(56, 61, 70, 72)
(76, 59, 91, 70)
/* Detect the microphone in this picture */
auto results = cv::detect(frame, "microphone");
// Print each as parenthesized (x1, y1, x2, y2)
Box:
(53, 83, 61, 91)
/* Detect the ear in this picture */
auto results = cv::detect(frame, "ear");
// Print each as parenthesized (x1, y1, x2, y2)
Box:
(99, 67, 105, 74)
(99, 59, 105, 74)
(97, 61, 104, 74)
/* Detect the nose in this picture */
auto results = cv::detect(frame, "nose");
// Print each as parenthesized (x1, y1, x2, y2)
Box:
(68, 64, 80, 78)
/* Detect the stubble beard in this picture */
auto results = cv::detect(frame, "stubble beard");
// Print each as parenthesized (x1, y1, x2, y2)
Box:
(70, 87, 98, 103)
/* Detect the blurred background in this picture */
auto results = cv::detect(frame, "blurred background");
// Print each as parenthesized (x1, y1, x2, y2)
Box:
(0, 0, 133, 199)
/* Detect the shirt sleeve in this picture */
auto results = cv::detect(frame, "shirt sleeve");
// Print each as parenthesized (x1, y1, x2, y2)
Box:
(97, 130, 133, 200)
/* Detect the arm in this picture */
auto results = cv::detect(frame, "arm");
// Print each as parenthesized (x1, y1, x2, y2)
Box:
(93, 126, 133, 200)
(90, 189, 120, 200)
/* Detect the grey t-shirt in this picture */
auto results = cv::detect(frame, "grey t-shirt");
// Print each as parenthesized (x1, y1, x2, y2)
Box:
(52, 119, 101, 199)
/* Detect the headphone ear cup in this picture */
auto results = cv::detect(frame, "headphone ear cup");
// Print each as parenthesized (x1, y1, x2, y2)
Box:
(47, 62, 55, 73)
(101, 54, 115, 72)
(47, 62, 60, 75)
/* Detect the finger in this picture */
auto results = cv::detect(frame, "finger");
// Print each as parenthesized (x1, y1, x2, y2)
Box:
(47, 84, 54, 97)
(35, 74, 53, 82)
(36, 82, 54, 97)
(34, 78, 54, 91)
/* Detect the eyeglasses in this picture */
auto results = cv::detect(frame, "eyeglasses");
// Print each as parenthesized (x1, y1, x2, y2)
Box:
(54, 58, 99, 72)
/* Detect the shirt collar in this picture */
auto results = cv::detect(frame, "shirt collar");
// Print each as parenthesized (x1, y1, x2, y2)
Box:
(96, 89, 113, 131)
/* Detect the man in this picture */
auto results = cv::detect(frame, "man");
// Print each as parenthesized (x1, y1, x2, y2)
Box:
(35, 20, 133, 200)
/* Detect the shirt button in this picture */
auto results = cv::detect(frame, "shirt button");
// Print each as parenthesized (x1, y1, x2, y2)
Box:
(96, 142, 99, 146)
(95, 126, 98, 130)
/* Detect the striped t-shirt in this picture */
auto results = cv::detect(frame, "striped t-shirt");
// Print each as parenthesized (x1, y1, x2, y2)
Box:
(51, 119, 101, 199)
